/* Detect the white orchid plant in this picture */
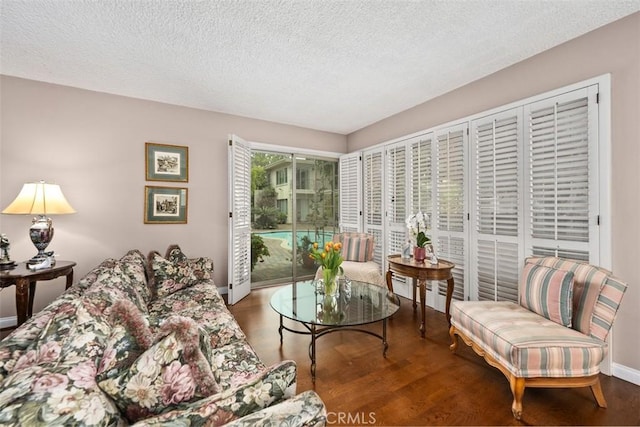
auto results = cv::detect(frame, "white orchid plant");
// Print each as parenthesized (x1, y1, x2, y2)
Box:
(406, 211, 431, 248)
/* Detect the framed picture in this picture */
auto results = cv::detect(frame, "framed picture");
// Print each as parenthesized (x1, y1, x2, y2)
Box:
(144, 186, 188, 224)
(145, 142, 189, 182)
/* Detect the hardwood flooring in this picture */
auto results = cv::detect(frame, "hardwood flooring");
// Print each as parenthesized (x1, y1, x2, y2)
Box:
(229, 285, 640, 426)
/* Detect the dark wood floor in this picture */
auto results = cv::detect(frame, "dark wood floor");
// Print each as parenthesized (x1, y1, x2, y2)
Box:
(229, 285, 640, 426)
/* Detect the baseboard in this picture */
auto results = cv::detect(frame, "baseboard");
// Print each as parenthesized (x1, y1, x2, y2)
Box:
(0, 316, 17, 330)
(612, 362, 640, 386)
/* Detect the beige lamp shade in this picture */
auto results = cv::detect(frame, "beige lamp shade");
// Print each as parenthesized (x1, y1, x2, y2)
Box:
(2, 181, 76, 215)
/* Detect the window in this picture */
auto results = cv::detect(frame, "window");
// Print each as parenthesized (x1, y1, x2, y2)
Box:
(296, 168, 309, 189)
(277, 199, 287, 215)
(276, 168, 287, 185)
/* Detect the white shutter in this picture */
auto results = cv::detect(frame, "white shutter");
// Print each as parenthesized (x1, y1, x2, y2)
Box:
(228, 134, 252, 304)
(524, 86, 598, 262)
(434, 124, 468, 307)
(409, 134, 433, 218)
(471, 110, 522, 302)
(363, 148, 384, 266)
(339, 152, 362, 232)
(385, 142, 409, 295)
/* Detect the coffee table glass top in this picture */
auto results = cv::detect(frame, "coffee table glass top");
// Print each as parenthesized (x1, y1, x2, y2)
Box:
(270, 280, 400, 327)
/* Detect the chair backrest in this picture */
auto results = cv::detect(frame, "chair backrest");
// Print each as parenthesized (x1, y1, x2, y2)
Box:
(333, 232, 375, 262)
(524, 257, 627, 341)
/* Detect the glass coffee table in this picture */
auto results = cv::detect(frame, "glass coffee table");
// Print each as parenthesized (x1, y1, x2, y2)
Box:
(270, 280, 400, 381)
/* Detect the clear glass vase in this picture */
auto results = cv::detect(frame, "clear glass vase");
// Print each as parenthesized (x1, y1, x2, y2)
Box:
(322, 267, 339, 296)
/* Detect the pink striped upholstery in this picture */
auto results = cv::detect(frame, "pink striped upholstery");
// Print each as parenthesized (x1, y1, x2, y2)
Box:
(451, 257, 627, 379)
(451, 301, 606, 378)
(519, 263, 574, 327)
(333, 233, 375, 262)
(590, 276, 627, 341)
(524, 257, 624, 338)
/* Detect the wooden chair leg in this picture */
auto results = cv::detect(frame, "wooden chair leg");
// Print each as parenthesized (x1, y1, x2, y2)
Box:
(385, 270, 394, 293)
(509, 376, 525, 420)
(590, 378, 608, 408)
(449, 325, 459, 352)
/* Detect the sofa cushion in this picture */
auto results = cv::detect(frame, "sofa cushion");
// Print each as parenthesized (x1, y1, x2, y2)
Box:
(97, 316, 218, 422)
(335, 233, 375, 262)
(125, 360, 299, 426)
(83, 262, 150, 314)
(451, 300, 607, 378)
(520, 263, 574, 327)
(165, 244, 214, 282)
(524, 257, 610, 335)
(210, 340, 266, 390)
(589, 275, 628, 341)
(0, 365, 123, 426)
(148, 282, 246, 348)
(148, 251, 199, 299)
(119, 249, 152, 305)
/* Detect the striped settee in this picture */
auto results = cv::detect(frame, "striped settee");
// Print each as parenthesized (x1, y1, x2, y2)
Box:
(315, 232, 385, 287)
(449, 257, 628, 420)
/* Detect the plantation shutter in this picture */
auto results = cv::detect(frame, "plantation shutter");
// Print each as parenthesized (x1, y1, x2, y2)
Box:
(385, 142, 408, 291)
(471, 110, 522, 302)
(409, 134, 433, 219)
(339, 152, 362, 233)
(228, 134, 252, 304)
(435, 124, 467, 306)
(524, 87, 598, 262)
(363, 148, 384, 266)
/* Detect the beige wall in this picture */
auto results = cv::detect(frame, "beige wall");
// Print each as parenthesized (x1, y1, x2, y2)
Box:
(348, 13, 640, 373)
(0, 76, 346, 319)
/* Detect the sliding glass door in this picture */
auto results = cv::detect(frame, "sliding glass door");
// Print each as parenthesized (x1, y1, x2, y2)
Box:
(250, 150, 339, 287)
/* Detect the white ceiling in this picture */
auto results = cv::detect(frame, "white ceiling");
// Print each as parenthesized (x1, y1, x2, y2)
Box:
(1, 1, 639, 134)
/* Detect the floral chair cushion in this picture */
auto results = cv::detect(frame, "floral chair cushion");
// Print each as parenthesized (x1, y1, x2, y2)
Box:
(148, 251, 200, 300)
(165, 244, 214, 282)
(97, 316, 219, 422)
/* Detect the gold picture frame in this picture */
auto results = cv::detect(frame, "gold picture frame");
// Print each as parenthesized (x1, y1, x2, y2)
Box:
(144, 186, 188, 224)
(145, 142, 189, 182)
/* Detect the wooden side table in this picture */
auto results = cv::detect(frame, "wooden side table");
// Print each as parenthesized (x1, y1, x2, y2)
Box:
(386, 254, 455, 338)
(0, 261, 76, 327)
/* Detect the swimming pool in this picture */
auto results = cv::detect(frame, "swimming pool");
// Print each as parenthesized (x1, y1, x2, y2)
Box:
(256, 230, 335, 250)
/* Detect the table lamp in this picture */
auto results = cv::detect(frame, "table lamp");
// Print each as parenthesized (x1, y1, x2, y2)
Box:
(2, 181, 76, 263)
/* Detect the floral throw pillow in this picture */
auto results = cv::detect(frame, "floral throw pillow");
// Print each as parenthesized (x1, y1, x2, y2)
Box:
(97, 316, 219, 423)
(165, 244, 214, 281)
(148, 251, 199, 300)
(97, 299, 153, 383)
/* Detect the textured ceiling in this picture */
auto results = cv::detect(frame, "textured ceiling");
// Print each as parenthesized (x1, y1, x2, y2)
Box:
(1, 1, 639, 134)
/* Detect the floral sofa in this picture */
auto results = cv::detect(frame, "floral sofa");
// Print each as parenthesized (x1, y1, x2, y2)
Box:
(0, 246, 326, 426)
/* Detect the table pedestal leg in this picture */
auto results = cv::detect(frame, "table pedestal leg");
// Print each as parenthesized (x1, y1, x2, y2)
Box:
(15, 278, 28, 326)
(278, 315, 283, 344)
(412, 277, 418, 310)
(419, 279, 427, 338)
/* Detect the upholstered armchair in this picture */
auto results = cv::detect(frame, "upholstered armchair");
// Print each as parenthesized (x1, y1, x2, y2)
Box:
(315, 232, 385, 287)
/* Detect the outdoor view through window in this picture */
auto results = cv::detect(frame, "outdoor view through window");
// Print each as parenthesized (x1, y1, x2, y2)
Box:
(250, 151, 339, 287)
